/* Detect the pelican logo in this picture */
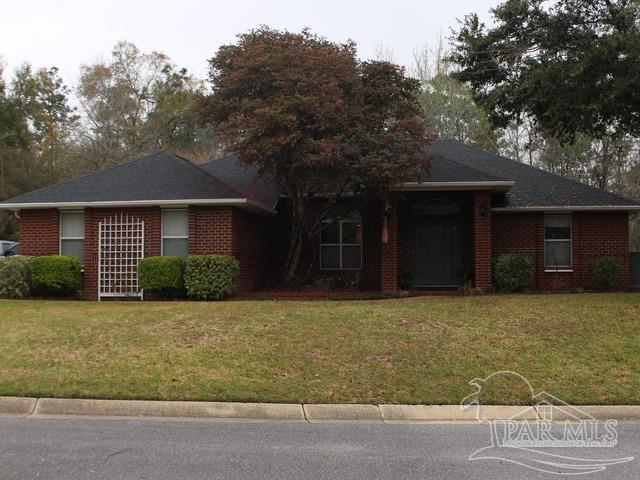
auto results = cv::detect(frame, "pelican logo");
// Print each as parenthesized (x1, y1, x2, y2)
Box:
(461, 371, 634, 475)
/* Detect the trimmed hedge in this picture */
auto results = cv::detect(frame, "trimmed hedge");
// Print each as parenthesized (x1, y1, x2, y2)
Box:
(493, 253, 534, 293)
(138, 256, 186, 297)
(185, 255, 239, 300)
(31, 255, 82, 296)
(0, 256, 32, 298)
(588, 257, 622, 291)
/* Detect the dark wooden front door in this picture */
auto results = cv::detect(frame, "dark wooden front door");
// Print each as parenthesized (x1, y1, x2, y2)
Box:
(411, 221, 461, 286)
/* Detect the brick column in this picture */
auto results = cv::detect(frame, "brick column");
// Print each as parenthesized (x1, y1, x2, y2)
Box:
(474, 191, 492, 290)
(380, 196, 399, 291)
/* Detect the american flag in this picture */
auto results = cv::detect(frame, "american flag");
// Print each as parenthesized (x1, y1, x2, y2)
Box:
(381, 215, 389, 244)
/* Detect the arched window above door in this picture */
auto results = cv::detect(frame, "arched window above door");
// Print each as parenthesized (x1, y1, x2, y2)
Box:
(412, 199, 461, 216)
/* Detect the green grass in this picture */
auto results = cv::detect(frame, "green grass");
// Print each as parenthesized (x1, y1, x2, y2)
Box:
(0, 293, 639, 405)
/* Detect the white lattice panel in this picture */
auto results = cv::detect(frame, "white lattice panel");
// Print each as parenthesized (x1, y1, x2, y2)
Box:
(98, 213, 144, 300)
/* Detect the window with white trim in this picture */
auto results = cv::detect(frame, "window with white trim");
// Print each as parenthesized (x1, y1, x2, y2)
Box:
(544, 214, 572, 268)
(60, 211, 84, 260)
(162, 209, 188, 258)
(320, 211, 362, 270)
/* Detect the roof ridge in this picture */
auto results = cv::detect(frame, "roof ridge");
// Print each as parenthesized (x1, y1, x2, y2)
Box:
(428, 145, 509, 182)
(438, 139, 639, 205)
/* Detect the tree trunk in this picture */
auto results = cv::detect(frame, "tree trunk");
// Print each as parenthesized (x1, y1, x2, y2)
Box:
(283, 196, 307, 286)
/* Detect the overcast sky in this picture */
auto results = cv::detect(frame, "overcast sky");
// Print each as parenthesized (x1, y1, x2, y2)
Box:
(1, 0, 501, 87)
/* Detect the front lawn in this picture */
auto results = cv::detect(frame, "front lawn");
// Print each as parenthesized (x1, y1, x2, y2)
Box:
(0, 294, 639, 405)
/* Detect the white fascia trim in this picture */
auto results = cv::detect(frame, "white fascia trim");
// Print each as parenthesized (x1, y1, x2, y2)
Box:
(492, 205, 640, 212)
(0, 198, 276, 216)
(394, 181, 514, 192)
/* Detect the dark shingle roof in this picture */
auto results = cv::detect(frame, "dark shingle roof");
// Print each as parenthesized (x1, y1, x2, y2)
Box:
(2, 140, 637, 211)
(426, 139, 639, 208)
(199, 154, 280, 209)
(1, 151, 245, 204)
(420, 153, 508, 183)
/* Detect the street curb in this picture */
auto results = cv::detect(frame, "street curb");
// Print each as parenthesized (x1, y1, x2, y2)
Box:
(0, 396, 37, 416)
(1, 397, 640, 422)
(539, 405, 640, 421)
(379, 405, 538, 422)
(303, 404, 382, 422)
(33, 398, 305, 421)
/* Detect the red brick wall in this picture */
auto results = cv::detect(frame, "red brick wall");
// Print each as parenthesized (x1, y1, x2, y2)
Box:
(19, 205, 267, 299)
(19, 205, 630, 297)
(474, 191, 493, 289)
(188, 206, 234, 256)
(493, 211, 629, 290)
(19, 209, 59, 256)
(188, 206, 265, 292)
(232, 208, 267, 292)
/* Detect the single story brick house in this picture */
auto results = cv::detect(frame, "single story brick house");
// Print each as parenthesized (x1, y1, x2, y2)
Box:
(1, 139, 638, 299)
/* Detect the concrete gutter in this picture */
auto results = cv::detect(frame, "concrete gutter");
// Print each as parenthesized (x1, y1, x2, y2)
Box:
(2, 397, 640, 422)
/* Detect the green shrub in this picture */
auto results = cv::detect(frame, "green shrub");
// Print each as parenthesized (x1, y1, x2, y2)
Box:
(31, 255, 81, 296)
(0, 256, 32, 298)
(185, 255, 239, 300)
(138, 256, 186, 297)
(493, 253, 534, 293)
(588, 257, 622, 291)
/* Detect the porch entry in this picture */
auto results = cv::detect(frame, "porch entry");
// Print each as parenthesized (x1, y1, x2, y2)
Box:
(409, 199, 462, 287)
(98, 213, 145, 300)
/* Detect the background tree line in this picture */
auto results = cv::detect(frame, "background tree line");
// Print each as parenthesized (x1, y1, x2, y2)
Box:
(0, 41, 221, 238)
(1, 0, 639, 248)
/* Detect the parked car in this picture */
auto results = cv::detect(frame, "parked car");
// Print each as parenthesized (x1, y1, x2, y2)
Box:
(0, 241, 19, 257)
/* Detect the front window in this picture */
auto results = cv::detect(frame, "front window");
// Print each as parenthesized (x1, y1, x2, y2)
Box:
(320, 211, 362, 269)
(544, 214, 572, 268)
(162, 209, 188, 258)
(60, 211, 85, 260)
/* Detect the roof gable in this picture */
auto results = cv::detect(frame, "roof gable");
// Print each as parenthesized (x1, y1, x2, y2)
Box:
(2, 151, 245, 204)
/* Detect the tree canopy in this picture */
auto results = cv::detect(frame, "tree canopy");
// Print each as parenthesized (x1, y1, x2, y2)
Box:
(450, 0, 640, 140)
(199, 27, 429, 282)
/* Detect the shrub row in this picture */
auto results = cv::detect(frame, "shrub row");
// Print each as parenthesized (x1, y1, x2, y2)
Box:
(0, 255, 81, 298)
(492, 253, 622, 293)
(138, 255, 239, 300)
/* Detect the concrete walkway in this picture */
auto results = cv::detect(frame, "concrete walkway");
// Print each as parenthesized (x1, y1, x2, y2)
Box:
(2, 396, 640, 422)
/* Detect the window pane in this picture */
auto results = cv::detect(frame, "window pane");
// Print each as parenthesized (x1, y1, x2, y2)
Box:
(342, 246, 362, 269)
(321, 222, 340, 244)
(545, 215, 571, 240)
(163, 238, 188, 258)
(163, 210, 188, 237)
(320, 245, 340, 269)
(61, 212, 84, 238)
(61, 239, 84, 260)
(545, 241, 571, 267)
(341, 222, 362, 244)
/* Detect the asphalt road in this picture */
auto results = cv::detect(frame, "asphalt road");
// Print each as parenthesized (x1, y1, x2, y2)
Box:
(0, 417, 639, 479)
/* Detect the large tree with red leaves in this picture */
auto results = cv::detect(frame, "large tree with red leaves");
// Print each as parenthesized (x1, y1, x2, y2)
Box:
(199, 27, 429, 284)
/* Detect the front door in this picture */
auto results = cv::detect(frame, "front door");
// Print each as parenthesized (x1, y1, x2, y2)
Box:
(411, 221, 461, 286)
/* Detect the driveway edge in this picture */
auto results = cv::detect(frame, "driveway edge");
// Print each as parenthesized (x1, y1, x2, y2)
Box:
(2, 397, 640, 422)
